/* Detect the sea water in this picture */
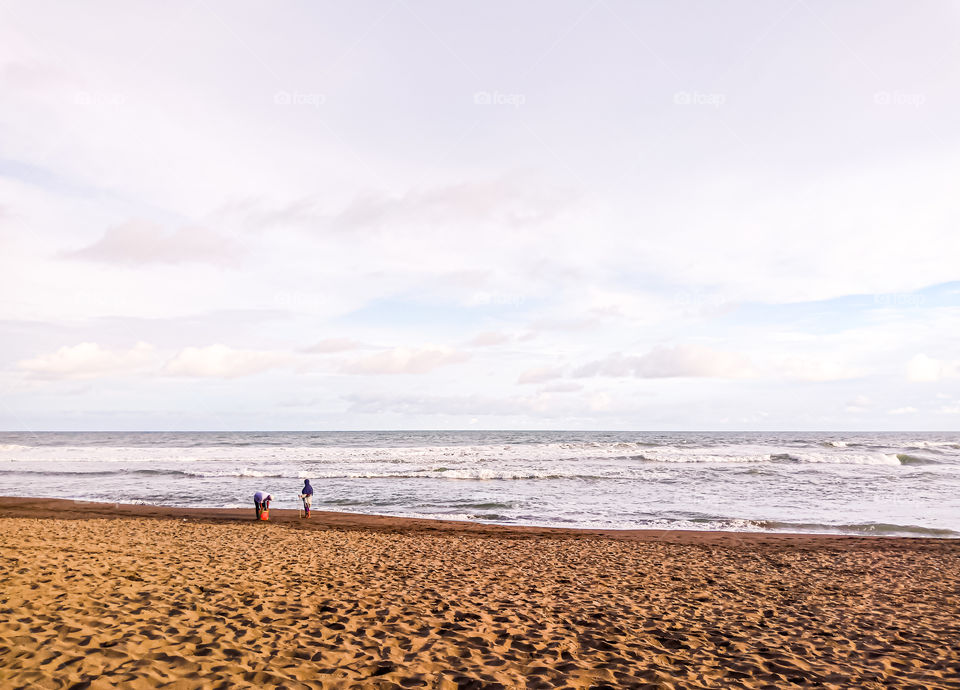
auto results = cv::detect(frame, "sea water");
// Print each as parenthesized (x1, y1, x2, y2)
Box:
(2, 430, 958, 537)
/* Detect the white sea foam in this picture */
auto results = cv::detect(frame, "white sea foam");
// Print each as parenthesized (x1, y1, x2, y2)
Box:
(905, 440, 960, 449)
(778, 452, 902, 466)
(640, 451, 768, 464)
(0, 440, 922, 468)
(183, 468, 287, 478)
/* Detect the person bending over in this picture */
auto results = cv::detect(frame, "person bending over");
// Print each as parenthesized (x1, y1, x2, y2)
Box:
(253, 491, 272, 520)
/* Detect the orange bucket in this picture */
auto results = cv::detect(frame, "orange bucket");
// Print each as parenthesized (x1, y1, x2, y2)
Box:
(260, 509, 269, 521)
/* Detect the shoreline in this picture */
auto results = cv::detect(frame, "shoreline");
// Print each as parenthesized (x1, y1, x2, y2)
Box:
(0, 495, 952, 547)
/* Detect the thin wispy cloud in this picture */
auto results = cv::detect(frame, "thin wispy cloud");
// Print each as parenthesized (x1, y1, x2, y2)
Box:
(332, 177, 574, 232)
(64, 221, 242, 266)
(517, 366, 564, 385)
(574, 345, 756, 380)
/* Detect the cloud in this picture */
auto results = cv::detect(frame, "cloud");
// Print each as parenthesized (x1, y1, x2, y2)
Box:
(164, 344, 289, 378)
(220, 196, 321, 232)
(574, 345, 755, 379)
(588, 392, 612, 411)
(301, 337, 361, 353)
(341, 346, 469, 375)
(574, 346, 866, 382)
(64, 220, 242, 266)
(517, 366, 564, 384)
(18, 341, 294, 381)
(18, 342, 155, 380)
(466, 331, 510, 347)
(906, 354, 960, 382)
(844, 395, 872, 413)
(332, 177, 572, 232)
(888, 406, 918, 415)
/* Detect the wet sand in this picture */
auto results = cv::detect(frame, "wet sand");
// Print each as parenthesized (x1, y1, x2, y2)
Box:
(1, 497, 958, 688)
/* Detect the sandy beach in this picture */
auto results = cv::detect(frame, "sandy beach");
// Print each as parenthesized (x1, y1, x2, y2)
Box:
(1, 498, 958, 688)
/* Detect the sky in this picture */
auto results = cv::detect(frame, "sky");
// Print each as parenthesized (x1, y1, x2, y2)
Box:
(2, 0, 960, 431)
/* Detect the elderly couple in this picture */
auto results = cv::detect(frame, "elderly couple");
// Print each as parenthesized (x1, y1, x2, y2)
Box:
(253, 479, 314, 520)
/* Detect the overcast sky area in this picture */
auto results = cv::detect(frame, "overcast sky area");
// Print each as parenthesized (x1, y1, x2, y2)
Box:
(2, 0, 959, 431)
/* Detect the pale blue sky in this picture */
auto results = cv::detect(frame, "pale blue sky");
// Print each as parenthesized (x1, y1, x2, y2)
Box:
(1, 0, 959, 430)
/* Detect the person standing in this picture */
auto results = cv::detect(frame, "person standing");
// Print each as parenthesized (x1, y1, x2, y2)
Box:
(253, 491, 272, 520)
(299, 479, 314, 518)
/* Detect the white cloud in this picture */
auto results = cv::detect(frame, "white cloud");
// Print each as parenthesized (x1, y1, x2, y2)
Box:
(844, 395, 872, 413)
(164, 345, 289, 378)
(18, 342, 155, 380)
(575, 345, 755, 379)
(588, 392, 612, 411)
(888, 406, 918, 415)
(573, 347, 867, 382)
(517, 366, 563, 384)
(906, 354, 960, 383)
(341, 346, 469, 375)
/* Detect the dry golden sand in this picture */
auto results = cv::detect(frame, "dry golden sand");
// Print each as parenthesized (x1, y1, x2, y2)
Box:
(1, 506, 959, 688)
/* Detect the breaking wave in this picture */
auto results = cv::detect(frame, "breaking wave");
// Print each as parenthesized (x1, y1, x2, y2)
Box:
(753, 520, 959, 538)
(895, 453, 942, 466)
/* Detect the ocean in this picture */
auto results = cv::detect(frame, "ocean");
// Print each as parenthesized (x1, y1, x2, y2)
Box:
(2, 430, 958, 537)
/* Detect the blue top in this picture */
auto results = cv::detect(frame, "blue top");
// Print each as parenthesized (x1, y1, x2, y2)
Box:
(254, 491, 270, 502)
(302, 479, 314, 496)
